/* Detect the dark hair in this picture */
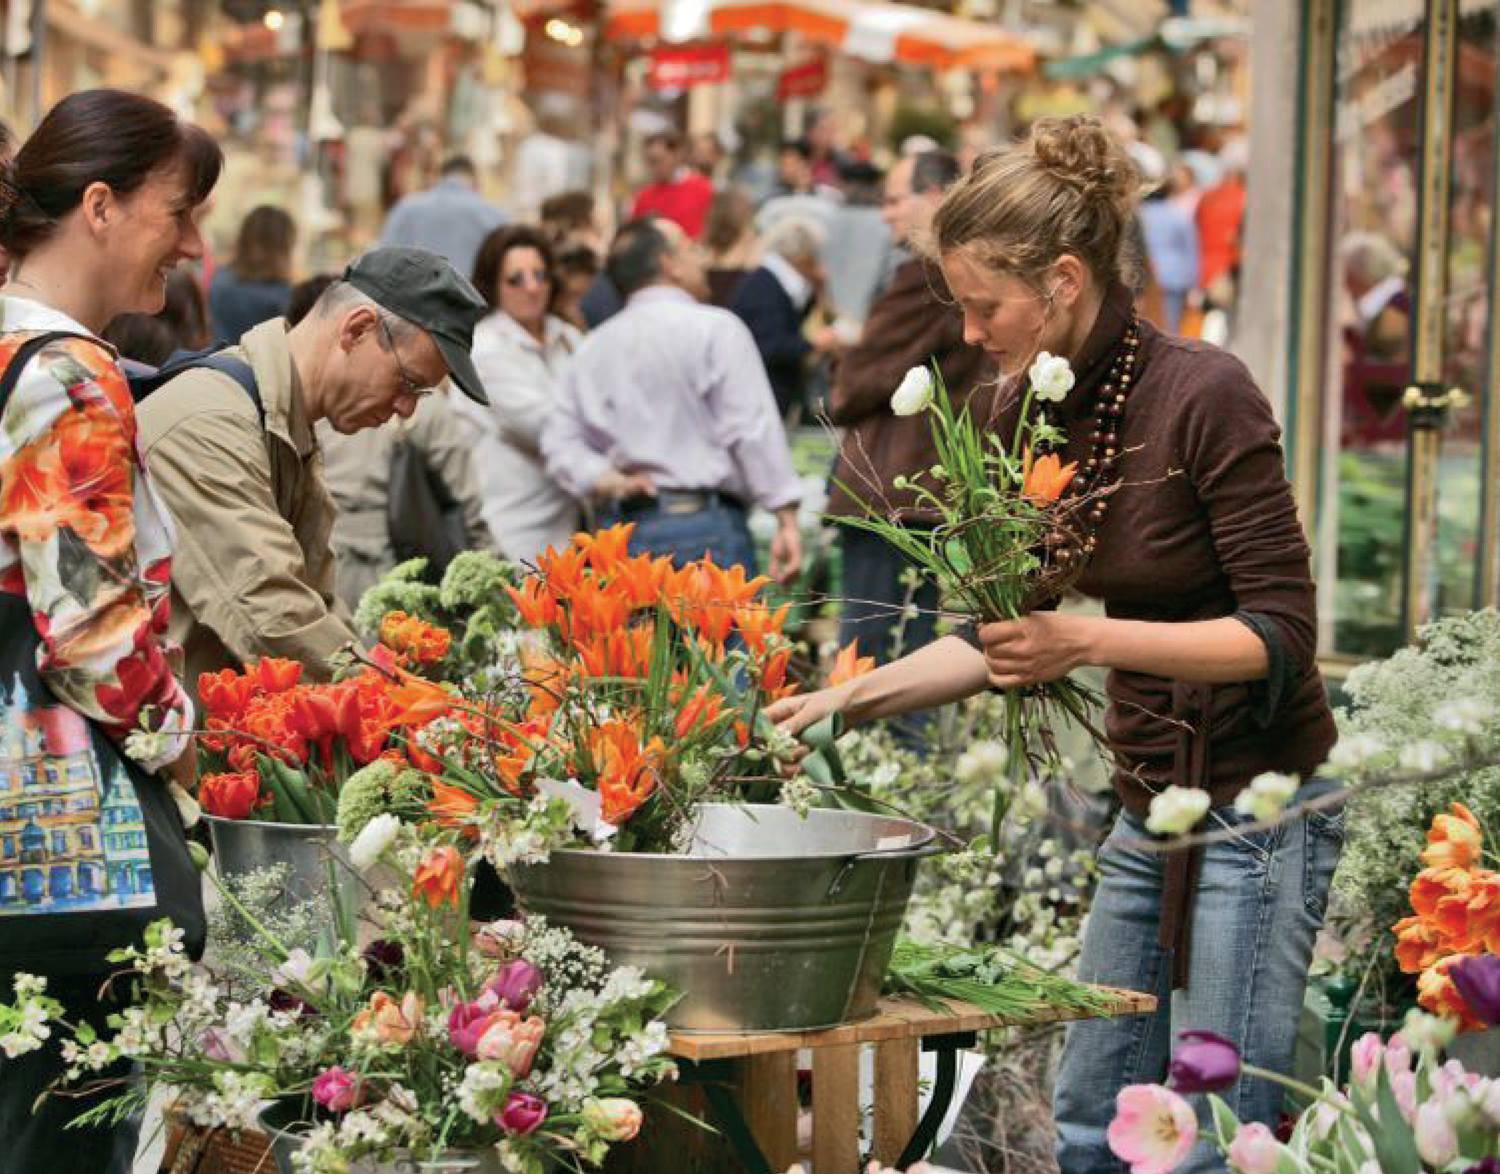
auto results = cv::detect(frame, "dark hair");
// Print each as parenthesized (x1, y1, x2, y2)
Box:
(102, 266, 212, 365)
(0, 89, 221, 262)
(911, 150, 961, 195)
(606, 218, 671, 297)
(540, 190, 595, 235)
(780, 138, 813, 162)
(470, 224, 556, 310)
(440, 155, 477, 179)
(644, 129, 682, 151)
(232, 204, 296, 283)
(286, 272, 338, 326)
(555, 243, 599, 278)
(703, 189, 753, 255)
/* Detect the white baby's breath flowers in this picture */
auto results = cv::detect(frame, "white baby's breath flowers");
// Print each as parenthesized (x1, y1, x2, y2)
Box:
(1433, 697, 1495, 736)
(1145, 785, 1212, 836)
(1326, 731, 1386, 774)
(1028, 351, 1076, 402)
(1233, 771, 1300, 823)
(1398, 739, 1451, 774)
(955, 740, 1009, 785)
(349, 812, 401, 872)
(890, 366, 935, 416)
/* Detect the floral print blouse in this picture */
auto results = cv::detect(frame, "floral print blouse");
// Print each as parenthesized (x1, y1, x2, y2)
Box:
(0, 296, 192, 770)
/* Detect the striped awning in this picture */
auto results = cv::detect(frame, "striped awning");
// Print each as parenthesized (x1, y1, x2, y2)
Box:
(604, 0, 1036, 72)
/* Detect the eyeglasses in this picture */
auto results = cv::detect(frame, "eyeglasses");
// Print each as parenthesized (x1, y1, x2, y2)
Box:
(377, 314, 431, 399)
(503, 268, 553, 288)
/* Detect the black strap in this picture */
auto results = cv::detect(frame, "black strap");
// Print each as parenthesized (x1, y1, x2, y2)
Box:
(129, 345, 263, 422)
(0, 330, 88, 414)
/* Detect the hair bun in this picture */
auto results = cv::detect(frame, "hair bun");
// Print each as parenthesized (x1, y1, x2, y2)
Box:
(1028, 115, 1143, 214)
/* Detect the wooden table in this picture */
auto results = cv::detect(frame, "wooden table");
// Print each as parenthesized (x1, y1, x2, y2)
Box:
(646, 989, 1158, 1174)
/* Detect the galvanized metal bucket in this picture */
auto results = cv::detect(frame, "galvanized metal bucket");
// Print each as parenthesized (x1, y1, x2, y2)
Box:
(203, 815, 356, 929)
(507, 804, 938, 1032)
(258, 1100, 502, 1173)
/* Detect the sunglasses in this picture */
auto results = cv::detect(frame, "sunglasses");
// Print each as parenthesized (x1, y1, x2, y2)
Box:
(504, 268, 553, 288)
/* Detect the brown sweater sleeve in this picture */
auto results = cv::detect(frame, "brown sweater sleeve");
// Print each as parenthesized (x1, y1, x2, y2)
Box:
(1174, 347, 1319, 674)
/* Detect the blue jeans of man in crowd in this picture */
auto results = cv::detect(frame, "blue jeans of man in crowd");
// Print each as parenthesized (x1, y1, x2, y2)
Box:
(602, 497, 758, 573)
(1053, 779, 1345, 1173)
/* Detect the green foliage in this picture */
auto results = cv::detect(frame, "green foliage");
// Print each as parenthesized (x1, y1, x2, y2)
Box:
(334, 758, 434, 842)
(887, 103, 958, 152)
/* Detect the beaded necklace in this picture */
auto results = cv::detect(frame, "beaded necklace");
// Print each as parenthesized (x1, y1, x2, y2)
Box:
(1042, 311, 1142, 569)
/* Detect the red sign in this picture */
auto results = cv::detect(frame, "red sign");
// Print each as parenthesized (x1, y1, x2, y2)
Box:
(777, 57, 828, 100)
(648, 43, 731, 90)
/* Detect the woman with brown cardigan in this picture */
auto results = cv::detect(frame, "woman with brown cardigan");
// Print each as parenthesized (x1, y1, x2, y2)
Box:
(770, 117, 1340, 1172)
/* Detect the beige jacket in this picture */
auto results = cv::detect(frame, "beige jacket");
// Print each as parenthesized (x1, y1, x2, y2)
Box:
(318, 389, 496, 612)
(136, 319, 358, 703)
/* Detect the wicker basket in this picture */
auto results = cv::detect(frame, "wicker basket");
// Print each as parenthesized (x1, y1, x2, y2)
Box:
(159, 1116, 275, 1174)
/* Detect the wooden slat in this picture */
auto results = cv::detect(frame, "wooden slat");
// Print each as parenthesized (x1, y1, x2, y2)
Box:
(668, 989, 1157, 1062)
(738, 1051, 800, 1171)
(871, 1037, 920, 1165)
(812, 1043, 862, 1174)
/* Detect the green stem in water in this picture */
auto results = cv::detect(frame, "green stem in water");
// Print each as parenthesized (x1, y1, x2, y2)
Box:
(1238, 1062, 1349, 1113)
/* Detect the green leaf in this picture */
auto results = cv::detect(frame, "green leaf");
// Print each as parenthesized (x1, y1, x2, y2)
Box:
(1364, 1066, 1421, 1174)
(943, 537, 972, 576)
(1208, 1095, 1240, 1148)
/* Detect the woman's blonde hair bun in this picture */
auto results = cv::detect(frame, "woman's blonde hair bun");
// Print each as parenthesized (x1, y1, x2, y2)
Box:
(1027, 115, 1145, 219)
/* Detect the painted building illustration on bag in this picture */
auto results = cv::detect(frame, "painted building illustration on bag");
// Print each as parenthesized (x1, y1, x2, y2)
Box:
(0, 673, 155, 912)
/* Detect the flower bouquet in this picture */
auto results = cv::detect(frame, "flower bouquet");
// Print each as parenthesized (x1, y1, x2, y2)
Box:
(4, 821, 677, 1174)
(837, 356, 1112, 833)
(1107, 1009, 1500, 1174)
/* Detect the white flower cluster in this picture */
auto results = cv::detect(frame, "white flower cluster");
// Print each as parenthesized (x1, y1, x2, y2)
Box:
(955, 740, 1009, 786)
(481, 795, 573, 868)
(180, 1069, 277, 1132)
(778, 774, 818, 818)
(1, 995, 55, 1059)
(518, 916, 609, 1013)
(1145, 784, 1211, 836)
(293, 1097, 423, 1174)
(123, 727, 174, 765)
(614, 1019, 671, 1079)
(456, 1060, 514, 1123)
(1233, 771, 1299, 822)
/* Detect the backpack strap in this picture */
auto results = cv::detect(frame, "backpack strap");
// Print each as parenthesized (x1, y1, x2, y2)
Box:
(0, 330, 92, 415)
(128, 345, 264, 423)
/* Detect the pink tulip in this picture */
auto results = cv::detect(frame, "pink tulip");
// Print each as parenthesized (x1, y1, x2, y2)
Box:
(448, 1000, 503, 1058)
(1226, 1122, 1282, 1174)
(496, 1091, 548, 1136)
(1384, 1034, 1413, 1078)
(1391, 1070, 1418, 1123)
(1350, 1032, 1384, 1088)
(475, 1010, 546, 1078)
(311, 1066, 364, 1113)
(485, 960, 543, 1014)
(1414, 1100, 1458, 1167)
(1106, 1084, 1197, 1174)
(582, 1097, 643, 1142)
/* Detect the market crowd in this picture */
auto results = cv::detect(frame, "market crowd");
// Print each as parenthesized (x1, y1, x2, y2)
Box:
(0, 85, 1300, 1174)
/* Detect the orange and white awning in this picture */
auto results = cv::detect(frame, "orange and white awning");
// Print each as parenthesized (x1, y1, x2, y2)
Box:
(604, 0, 1036, 72)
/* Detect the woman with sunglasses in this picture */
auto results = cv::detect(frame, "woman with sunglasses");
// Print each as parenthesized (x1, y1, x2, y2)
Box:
(461, 224, 584, 563)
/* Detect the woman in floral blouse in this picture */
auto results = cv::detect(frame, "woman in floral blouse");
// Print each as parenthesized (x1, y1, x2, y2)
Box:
(0, 90, 220, 1171)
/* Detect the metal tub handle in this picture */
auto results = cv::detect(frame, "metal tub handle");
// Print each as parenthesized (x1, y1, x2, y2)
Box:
(826, 839, 944, 900)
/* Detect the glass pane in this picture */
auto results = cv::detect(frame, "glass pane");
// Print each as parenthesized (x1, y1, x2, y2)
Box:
(1318, 0, 1424, 657)
(1433, 5, 1497, 618)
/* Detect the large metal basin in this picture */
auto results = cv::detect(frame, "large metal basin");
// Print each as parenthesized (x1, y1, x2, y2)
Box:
(203, 815, 356, 932)
(507, 804, 937, 1032)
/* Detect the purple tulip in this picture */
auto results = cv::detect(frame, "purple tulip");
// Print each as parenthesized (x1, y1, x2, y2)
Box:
(1450, 955, 1500, 1027)
(496, 1091, 548, 1136)
(1167, 1030, 1241, 1094)
(485, 960, 543, 1014)
(361, 939, 406, 984)
(1462, 1160, 1500, 1174)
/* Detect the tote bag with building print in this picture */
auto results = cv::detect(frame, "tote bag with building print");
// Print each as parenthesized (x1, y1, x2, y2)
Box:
(0, 331, 205, 976)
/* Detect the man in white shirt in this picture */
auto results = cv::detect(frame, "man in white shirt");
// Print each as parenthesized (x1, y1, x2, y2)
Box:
(541, 218, 803, 583)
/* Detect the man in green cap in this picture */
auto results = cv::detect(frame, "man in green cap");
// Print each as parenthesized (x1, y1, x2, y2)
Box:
(136, 246, 490, 702)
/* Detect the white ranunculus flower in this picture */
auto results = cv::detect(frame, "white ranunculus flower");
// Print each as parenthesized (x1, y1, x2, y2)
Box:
(349, 812, 401, 872)
(890, 366, 935, 416)
(1028, 351, 1076, 402)
(1145, 785, 1211, 836)
(1233, 771, 1299, 822)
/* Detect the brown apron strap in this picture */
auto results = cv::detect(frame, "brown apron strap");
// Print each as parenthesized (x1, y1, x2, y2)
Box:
(1159, 683, 1211, 990)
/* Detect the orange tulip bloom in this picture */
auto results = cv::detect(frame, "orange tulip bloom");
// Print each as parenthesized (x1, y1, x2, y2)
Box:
(827, 640, 876, 688)
(1021, 449, 1078, 505)
(1417, 955, 1490, 1032)
(379, 611, 453, 665)
(1393, 915, 1449, 975)
(198, 668, 256, 719)
(1422, 802, 1484, 871)
(251, 657, 304, 693)
(590, 720, 666, 826)
(352, 990, 424, 1047)
(1410, 867, 1474, 919)
(387, 678, 458, 726)
(507, 578, 560, 629)
(733, 602, 790, 653)
(428, 781, 482, 829)
(611, 553, 673, 611)
(573, 523, 634, 575)
(534, 544, 587, 600)
(675, 684, 726, 740)
(412, 844, 465, 907)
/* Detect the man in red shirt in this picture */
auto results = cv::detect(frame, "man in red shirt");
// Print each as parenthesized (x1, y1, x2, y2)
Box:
(630, 130, 715, 240)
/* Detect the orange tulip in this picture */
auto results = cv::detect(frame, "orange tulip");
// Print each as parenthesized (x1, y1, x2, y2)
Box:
(379, 611, 453, 665)
(573, 523, 635, 575)
(534, 544, 587, 600)
(1422, 802, 1484, 871)
(734, 602, 790, 653)
(428, 780, 482, 829)
(252, 657, 304, 694)
(827, 640, 877, 688)
(508, 578, 560, 629)
(198, 668, 256, 719)
(1410, 867, 1474, 919)
(1417, 955, 1490, 1032)
(412, 844, 465, 907)
(352, 990, 424, 1047)
(1393, 915, 1449, 975)
(1021, 449, 1078, 505)
(589, 720, 666, 826)
(387, 678, 458, 726)
(674, 684, 726, 740)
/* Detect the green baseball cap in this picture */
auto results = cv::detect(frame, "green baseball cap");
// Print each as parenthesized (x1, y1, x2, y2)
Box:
(343, 246, 490, 406)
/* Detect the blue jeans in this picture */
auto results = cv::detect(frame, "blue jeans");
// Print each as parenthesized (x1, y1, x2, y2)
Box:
(837, 526, 940, 662)
(1054, 780, 1346, 1173)
(602, 500, 757, 573)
